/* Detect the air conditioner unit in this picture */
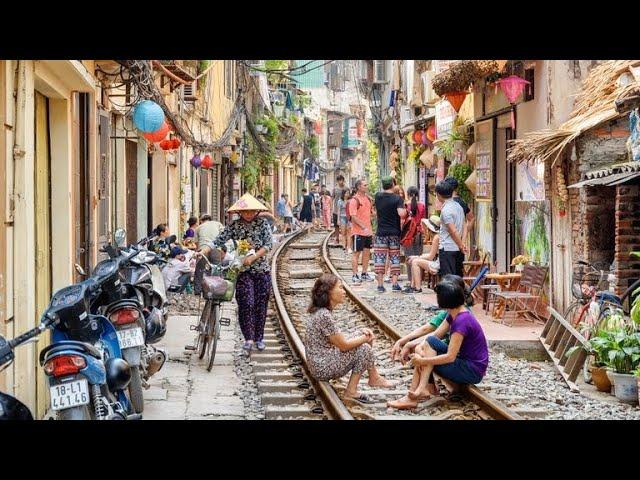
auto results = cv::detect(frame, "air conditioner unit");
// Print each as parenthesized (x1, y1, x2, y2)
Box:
(400, 105, 413, 127)
(421, 71, 439, 105)
(373, 60, 387, 84)
(182, 81, 198, 102)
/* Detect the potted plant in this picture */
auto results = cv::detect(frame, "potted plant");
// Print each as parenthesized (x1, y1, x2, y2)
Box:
(634, 367, 640, 406)
(567, 322, 614, 393)
(602, 327, 640, 404)
(511, 255, 531, 272)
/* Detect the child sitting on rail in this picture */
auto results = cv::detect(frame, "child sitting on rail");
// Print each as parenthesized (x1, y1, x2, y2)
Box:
(387, 277, 488, 410)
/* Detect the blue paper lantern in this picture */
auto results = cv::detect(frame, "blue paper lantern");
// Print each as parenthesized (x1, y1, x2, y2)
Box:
(133, 100, 165, 133)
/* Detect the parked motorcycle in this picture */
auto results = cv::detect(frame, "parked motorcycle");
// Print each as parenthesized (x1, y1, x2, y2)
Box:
(0, 312, 58, 420)
(92, 229, 168, 413)
(40, 268, 141, 420)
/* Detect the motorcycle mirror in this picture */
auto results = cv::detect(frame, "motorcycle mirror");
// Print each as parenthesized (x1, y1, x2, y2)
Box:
(114, 228, 126, 247)
(74, 264, 87, 276)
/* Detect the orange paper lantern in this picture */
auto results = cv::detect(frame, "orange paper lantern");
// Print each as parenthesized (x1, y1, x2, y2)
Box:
(412, 130, 424, 144)
(443, 91, 468, 113)
(143, 121, 170, 143)
(159, 139, 173, 150)
(171, 138, 181, 149)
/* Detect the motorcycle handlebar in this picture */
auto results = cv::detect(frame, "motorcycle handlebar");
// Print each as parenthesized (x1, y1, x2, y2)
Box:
(7, 313, 57, 349)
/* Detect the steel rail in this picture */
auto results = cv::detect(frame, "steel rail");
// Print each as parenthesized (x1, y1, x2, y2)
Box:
(270, 228, 353, 420)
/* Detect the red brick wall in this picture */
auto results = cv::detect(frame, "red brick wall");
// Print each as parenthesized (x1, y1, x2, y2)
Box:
(613, 184, 640, 296)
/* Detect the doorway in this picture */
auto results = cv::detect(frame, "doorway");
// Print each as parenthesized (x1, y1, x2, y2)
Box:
(495, 127, 516, 271)
(74, 93, 91, 280)
(97, 110, 111, 256)
(125, 140, 138, 245)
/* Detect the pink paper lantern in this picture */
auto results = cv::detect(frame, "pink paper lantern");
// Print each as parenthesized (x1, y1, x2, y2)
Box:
(496, 75, 530, 129)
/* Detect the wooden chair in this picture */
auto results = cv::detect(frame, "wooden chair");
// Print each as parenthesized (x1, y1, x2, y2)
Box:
(495, 265, 548, 326)
(464, 252, 488, 304)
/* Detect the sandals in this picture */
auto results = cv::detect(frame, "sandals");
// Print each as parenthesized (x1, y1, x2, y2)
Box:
(344, 394, 375, 405)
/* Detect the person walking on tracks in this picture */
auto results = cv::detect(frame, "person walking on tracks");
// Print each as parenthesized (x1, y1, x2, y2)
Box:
(388, 277, 488, 410)
(199, 193, 273, 353)
(299, 188, 313, 225)
(331, 174, 347, 246)
(304, 274, 395, 404)
(373, 176, 407, 293)
(349, 179, 375, 283)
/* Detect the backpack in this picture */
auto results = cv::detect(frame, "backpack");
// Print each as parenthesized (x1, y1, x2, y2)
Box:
(347, 195, 363, 221)
(400, 214, 419, 248)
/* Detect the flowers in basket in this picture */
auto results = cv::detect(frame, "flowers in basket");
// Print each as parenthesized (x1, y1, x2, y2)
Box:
(511, 255, 531, 272)
(229, 239, 256, 275)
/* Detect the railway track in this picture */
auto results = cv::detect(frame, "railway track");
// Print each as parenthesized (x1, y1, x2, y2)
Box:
(248, 227, 521, 420)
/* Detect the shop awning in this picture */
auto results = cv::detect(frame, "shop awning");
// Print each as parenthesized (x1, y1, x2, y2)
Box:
(568, 161, 640, 188)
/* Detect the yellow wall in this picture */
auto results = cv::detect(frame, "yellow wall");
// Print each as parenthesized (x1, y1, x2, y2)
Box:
(207, 61, 235, 139)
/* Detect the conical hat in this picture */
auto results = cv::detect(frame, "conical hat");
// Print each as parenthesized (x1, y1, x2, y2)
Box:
(227, 193, 269, 212)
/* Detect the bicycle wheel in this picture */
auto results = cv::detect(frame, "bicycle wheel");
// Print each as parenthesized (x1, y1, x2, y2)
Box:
(206, 303, 221, 372)
(198, 301, 211, 360)
(564, 301, 587, 328)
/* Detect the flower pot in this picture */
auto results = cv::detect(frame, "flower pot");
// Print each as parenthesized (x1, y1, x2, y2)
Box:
(590, 365, 612, 393)
(607, 371, 638, 404)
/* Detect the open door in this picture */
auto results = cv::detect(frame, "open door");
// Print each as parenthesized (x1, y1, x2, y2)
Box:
(97, 109, 111, 256)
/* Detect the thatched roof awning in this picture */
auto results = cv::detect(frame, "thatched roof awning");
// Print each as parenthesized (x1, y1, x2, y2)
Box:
(508, 60, 640, 165)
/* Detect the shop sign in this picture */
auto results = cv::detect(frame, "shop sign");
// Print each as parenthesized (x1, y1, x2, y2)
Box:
(435, 99, 456, 139)
(474, 119, 493, 200)
(419, 167, 426, 205)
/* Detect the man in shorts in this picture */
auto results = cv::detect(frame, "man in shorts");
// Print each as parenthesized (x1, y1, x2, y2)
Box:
(349, 179, 375, 284)
(332, 174, 346, 245)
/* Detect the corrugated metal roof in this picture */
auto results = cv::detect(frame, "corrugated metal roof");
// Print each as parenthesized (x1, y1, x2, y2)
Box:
(568, 161, 640, 188)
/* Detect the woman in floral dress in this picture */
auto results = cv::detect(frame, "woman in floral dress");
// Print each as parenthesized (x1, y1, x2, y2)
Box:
(304, 273, 395, 403)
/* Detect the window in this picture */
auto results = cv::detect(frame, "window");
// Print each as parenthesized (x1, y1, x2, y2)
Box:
(224, 60, 235, 99)
(524, 68, 535, 102)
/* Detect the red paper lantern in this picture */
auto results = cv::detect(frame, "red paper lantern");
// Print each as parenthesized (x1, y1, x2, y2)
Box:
(143, 121, 170, 143)
(172, 138, 181, 149)
(443, 91, 468, 113)
(159, 139, 172, 150)
(201, 154, 213, 169)
(314, 121, 322, 134)
(426, 124, 436, 142)
(412, 130, 423, 144)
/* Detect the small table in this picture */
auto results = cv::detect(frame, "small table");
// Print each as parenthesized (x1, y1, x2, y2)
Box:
(485, 273, 522, 319)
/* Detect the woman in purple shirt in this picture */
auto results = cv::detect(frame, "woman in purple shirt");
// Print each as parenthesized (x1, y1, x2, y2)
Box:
(388, 277, 488, 410)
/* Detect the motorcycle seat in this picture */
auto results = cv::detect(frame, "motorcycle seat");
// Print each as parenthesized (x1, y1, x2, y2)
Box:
(39, 340, 102, 366)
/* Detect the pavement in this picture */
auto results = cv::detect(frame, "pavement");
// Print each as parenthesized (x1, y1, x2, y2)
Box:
(143, 302, 246, 420)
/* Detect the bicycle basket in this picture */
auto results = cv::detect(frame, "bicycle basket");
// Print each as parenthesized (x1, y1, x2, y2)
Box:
(202, 264, 237, 302)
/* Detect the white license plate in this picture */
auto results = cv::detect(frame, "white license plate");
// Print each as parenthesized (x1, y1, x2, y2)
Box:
(116, 327, 145, 348)
(50, 379, 90, 411)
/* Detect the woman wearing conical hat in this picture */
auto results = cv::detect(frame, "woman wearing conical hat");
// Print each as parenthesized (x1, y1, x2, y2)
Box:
(199, 193, 273, 352)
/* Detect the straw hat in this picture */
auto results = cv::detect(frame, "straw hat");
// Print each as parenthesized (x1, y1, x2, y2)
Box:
(422, 215, 441, 233)
(227, 193, 269, 213)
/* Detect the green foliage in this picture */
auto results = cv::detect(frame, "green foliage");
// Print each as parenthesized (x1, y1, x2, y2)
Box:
(198, 60, 210, 90)
(263, 185, 273, 203)
(265, 60, 290, 84)
(525, 207, 550, 265)
(447, 163, 473, 204)
(408, 146, 425, 166)
(365, 139, 379, 196)
(294, 92, 312, 110)
(307, 135, 319, 159)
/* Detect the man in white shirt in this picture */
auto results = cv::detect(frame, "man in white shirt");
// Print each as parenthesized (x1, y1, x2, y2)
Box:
(435, 180, 467, 277)
(163, 246, 194, 293)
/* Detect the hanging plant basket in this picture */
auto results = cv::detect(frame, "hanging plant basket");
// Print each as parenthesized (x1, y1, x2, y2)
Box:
(432, 60, 499, 97)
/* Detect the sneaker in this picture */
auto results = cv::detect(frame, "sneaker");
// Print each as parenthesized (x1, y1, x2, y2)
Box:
(392, 284, 402, 292)
(256, 341, 266, 351)
(361, 272, 375, 282)
(352, 274, 362, 283)
(402, 286, 414, 294)
(242, 341, 253, 351)
(377, 285, 386, 293)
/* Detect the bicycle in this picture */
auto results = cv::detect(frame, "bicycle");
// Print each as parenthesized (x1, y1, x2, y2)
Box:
(187, 253, 234, 372)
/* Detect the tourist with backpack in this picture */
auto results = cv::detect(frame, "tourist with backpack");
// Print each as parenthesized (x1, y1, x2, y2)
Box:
(349, 179, 375, 283)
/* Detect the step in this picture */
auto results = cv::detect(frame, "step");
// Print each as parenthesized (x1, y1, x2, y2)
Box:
(251, 362, 294, 373)
(257, 381, 306, 394)
(290, 269, 324, 279)
(250, 353, 288, 361)
(255, 371, 299, 382)
(261, 392, 309, 406)
(265, 405, 323, 420)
